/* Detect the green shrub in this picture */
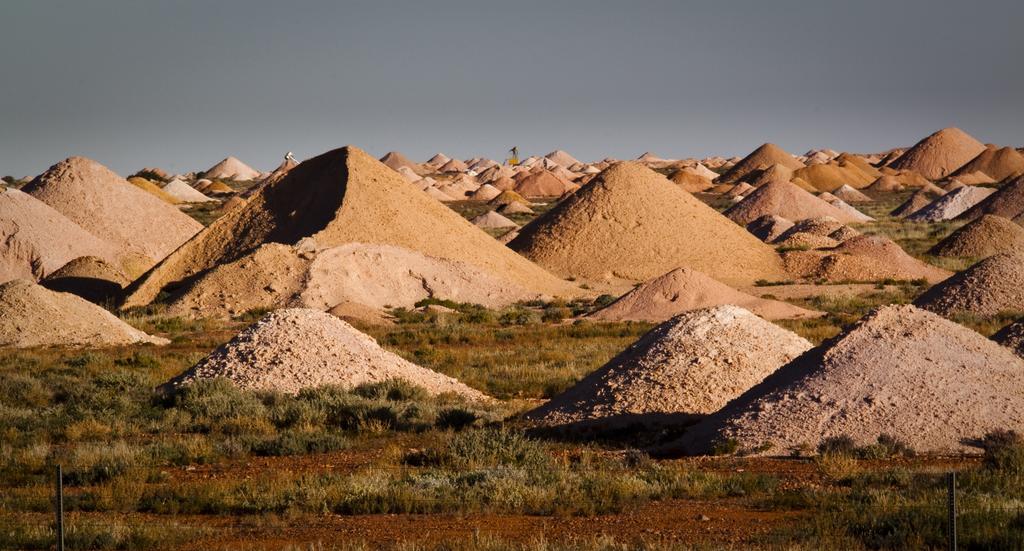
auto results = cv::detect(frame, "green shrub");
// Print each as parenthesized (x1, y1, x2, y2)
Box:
(435, 408, 478, 430)
(353, 379, 429, 402)
(981, 429, 1024, 473)
(818, 435, 857, 456)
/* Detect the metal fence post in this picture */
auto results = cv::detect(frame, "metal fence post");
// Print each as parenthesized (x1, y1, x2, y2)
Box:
(55, 464, 64, 551)
(947, 471, 957, 551)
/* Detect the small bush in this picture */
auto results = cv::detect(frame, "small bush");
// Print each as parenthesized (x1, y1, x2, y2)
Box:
(435, 408, 478, 430)
(980, 429, 1024, 473)
(818, 435, 857, 456)
(353, 379, 429, 402)
(710, 438, 739, 456)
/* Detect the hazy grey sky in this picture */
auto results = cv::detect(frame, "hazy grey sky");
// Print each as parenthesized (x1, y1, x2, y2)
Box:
(2, 0, 1022, 176)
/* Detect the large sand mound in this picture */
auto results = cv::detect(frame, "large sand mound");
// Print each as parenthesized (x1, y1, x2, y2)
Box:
(23, 157, 203, 275)
(203, 156, 260, 180)
(718, 144, 804, 184)
(782, 235, 950, 283)
(525, 306, 812, 430)
(0, 189, 122, 282)
(888, 127, 987, 180)
(588, 267, 819, 322)
(669, 305, 1024, 456)
(0, 279, 166, 348)
(508, 162, 787, 286)
(929, 215, 1024, 258)
(122, 146, 574, 310)
(914, 252, 1024, 317)
(724, 180, 867, 225)
(905, 185, 995, 222)
(951, 145, 1024, 182)
(163, 308, 485, 398)
(957, 174, 1024, 222)
(42, 256, 129, 304)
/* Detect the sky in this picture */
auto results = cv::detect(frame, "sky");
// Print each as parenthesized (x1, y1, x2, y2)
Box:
(1, 0, 1022, 177)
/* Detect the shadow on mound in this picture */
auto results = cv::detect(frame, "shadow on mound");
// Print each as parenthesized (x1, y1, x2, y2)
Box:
(42, 276, 122, 305)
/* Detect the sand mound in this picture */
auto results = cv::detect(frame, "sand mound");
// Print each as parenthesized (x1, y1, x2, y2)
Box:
(508, 162, 787, 286)
(914, 252, 1024, 317)
(203, 156, 260, 180)
(588, 267, 819, 322)
(127, 177, 179, 204)
(929, 215, 1024, 258)
(380, 151, 424, 175)
(888, 127, 987, 180)
(204, 181, 235, 195)
(817, 193, 874, 222)
(669, 168, 714, 193)
(471, 210, 518, 229)
(438, 158, 468, 173)
(865, 175, 905, 193)
(831, 185, 872, 203)
(718, 144, 804, 184)
(906, 186, 996, 221)
(23, 157, 203, 274)
(669, 305, 1024, 456)
(745, 215, 793, 242)
(42, 256, 128, 304)
(425, 153, 451, 169)
(514, 169, 577, 197)
(164, 309, 484, 398)
(545, 150, 582, 168)
(747, 164, 794, 188)
(724, 180, 867, 225)
(489, 190, 528, 207)
(890, 185, 946, 218)
(162, 178, 214, 203)
(958, 174, 1024, 221)
(993, 319, 1024, 359)
(0, 189, 123, 282)
(783, 235, 950, 283)
(951, 145, 1024, 182)
(468, 184, 502, 201)
(791, 160, 876, 192)
(526, 306, 812, 430)
(122, 146, 574, 310)
(0, 279, 166, 348)
(772, 217, 859, 245)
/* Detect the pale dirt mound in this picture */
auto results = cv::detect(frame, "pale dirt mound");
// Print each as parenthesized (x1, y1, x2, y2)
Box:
(914, 252, 1024, 317)
(127, 177, 179, 204)
(525, 306, 812, 430)
(588, 267, 820, 322)
(718, 143, 805, 184)
(438, 158, 469, 173)
(942, 179, 968, 192)
(0, 279, 166, 348)
(791, 161, 876, 192)
(772, 217, 860, 245)
(42, 256, 129, 304)
(490, 189, 528, 206)
(222, 196, 246, 212)
(773, 233, 838, 250)
(468, 184, 502, 201)
(498, 201, 534, 215)
(508, 162, 787, 286)
(817, 193, 874, 222)
(906, 186, 996, 221)
(745, 215, 793, 242)
(668, 305, 1024, 456)
(162, 242, 545, 318)
(929, 215, 1024, 258)
(122, 146, 574, 310)
(888, 127, 987, 180)
(163, 308, 485, 398)
(782, 235, 951, 283)
(992, 319, 1024, 359)
(831, 185, 873, 203)
(204, 181, 235, 195)
(890, 186, 945, 218)
(0, 189, 123, 283)
(379, 151, 425, 175)
(951, 145, 1024, 182)
(726, 182, 755, 198)
(514, 169, 577, 197)
(956, 171, 998, 185)
(865, 175, 905, 193)
(162, 178, 214, 203)
(545, 150, 582, 168)
(471, 211, 518, 229)
(958, 174, 1024, 221)
(203, 156, 260, 180)
(23, 157, 203, 275)
(747, 164, 795, 188)
(425, 153, 451, 169)
(669, 168, 714, 193)
(724, 180, 866, 225)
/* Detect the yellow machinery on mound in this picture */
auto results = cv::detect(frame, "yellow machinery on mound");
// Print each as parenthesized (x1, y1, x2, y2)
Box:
(505, 146, 520, 167)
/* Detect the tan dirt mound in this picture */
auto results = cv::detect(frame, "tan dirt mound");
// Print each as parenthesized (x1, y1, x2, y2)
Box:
(957, 174, 1024, 222)
(669, 168, 714, 193)
(782, 235, 950, 283)
(162, 308, 485, 398)
(747, 164, 795, 188)
(525, 306, 812, 430)
(951, 145, 1024, 182)
(905, 186, 996, 222)
(122, 146, 574, 310)
(23, 157, 203, 275)
(817, 193, 874, 222)
(668, 305, 1024, 456)
(471, 210, 518, 229)
(0, 279, 166, 348)
(379, 151, 425, 175)
(745, 215, 794, 242)
(928, 215, 1024, 258)
(544, 150, 583, 168)
(468, 184, 502, 201)
(203, 156, 260, 180)
(0, 189, 123, 282)
(203, 181, 235, 195)
(718, 143, 805, 184)
(772, 217, 860, 245)
(508, 162, 787, 286)
(498, 201, 534, 215)
(888, 127, 987, 180)
(890, 185, 946, 218)
(724, 180, 867, 225)
(992, 319, 1024, 359)
(790, 160, 876, 192)
(127, 177, 179, 204)
(162, 178, 214, 203)
(831, 184, 873, 203)
(514, 169, 578, 197)
(42, 256, 129, 304)
(588, 267, 820, 322)
(914, 252, 1024, 317)
(865, 175, 905, 193)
